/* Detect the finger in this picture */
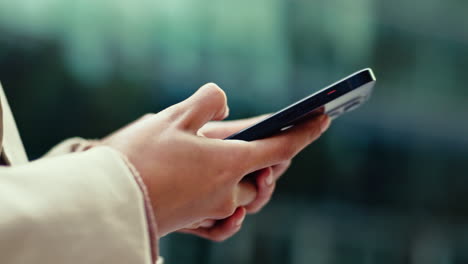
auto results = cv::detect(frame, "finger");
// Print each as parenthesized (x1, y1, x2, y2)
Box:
(271, 160, 291, 181)
(185, 219, 216, 229)
(243, 161, 290, 214)
(178, 207, 247, 242)
(198, 114, 270, 139)
(199, 219, 217, 228)
(247, 114, 330, 170)
(235, 180, 257, 206)
(173, 83, 230, 132)
(244, 167, 276, 214)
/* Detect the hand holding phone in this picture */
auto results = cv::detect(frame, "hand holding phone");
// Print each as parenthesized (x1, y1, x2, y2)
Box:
(226, 68, 376, 141)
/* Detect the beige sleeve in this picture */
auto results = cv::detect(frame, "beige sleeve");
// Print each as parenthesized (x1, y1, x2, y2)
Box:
(42, 137, 99, 158)
(0, 146, 161, 264)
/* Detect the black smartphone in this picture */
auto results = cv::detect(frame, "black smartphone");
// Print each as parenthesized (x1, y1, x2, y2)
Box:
(225, 68, 376, 141)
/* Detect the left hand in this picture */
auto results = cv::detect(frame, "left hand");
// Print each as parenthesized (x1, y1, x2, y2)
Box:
(177, 115, 292, 241)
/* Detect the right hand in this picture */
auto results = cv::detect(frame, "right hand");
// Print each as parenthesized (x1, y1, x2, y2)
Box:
(101, 83, 330, 237)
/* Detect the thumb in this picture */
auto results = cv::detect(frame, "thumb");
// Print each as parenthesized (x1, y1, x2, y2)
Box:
(176, 83, 229, 132)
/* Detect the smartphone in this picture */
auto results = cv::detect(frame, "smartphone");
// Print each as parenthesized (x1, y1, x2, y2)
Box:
(225, 68, 376, 141)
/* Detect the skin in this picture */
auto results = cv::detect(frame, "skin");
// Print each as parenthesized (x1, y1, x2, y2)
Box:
(178, 118, 293, 241)
(101, 83, 331, 239)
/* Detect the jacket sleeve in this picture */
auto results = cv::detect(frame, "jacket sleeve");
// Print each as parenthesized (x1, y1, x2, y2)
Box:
(0, 146, 161, 264)
(42, 137, 99, 158)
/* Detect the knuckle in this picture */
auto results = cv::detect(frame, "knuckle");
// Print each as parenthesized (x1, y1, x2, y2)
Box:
(140, 113, 154, 121)
(246, 201, 260, 213)
(203, 82, 224, 95)
(214, 197, 237, 219)
(212, 234, 229, 242)
(203, 83, 227, 106)
(280, 160, 292, 169)
(249, 206, 262, 214)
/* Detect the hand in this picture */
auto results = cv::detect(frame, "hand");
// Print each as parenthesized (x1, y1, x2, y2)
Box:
(177, 167, 283, 242)
(198, 116, 294, 213)
(178, 111, 329, 241)
(101, 83, 331, 238)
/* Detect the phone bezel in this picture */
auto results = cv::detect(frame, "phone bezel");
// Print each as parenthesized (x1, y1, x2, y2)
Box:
(225, 68, 376, 141)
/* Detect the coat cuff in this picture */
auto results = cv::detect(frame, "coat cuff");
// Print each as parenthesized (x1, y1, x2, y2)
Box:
(42, 137, 99, 158)
(113, 149, 160, 263)
(0, 147, 158, 263)
(45, 139, 161, 263)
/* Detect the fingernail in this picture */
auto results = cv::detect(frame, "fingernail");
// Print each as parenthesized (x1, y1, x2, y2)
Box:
(265, 174, 274, 186)
(222, 105, 230, 119)
(236, 214, 246, 226)
(320, 115, 331, 133)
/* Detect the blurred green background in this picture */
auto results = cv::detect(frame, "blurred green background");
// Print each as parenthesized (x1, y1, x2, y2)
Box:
(1, 0, 468, 263)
